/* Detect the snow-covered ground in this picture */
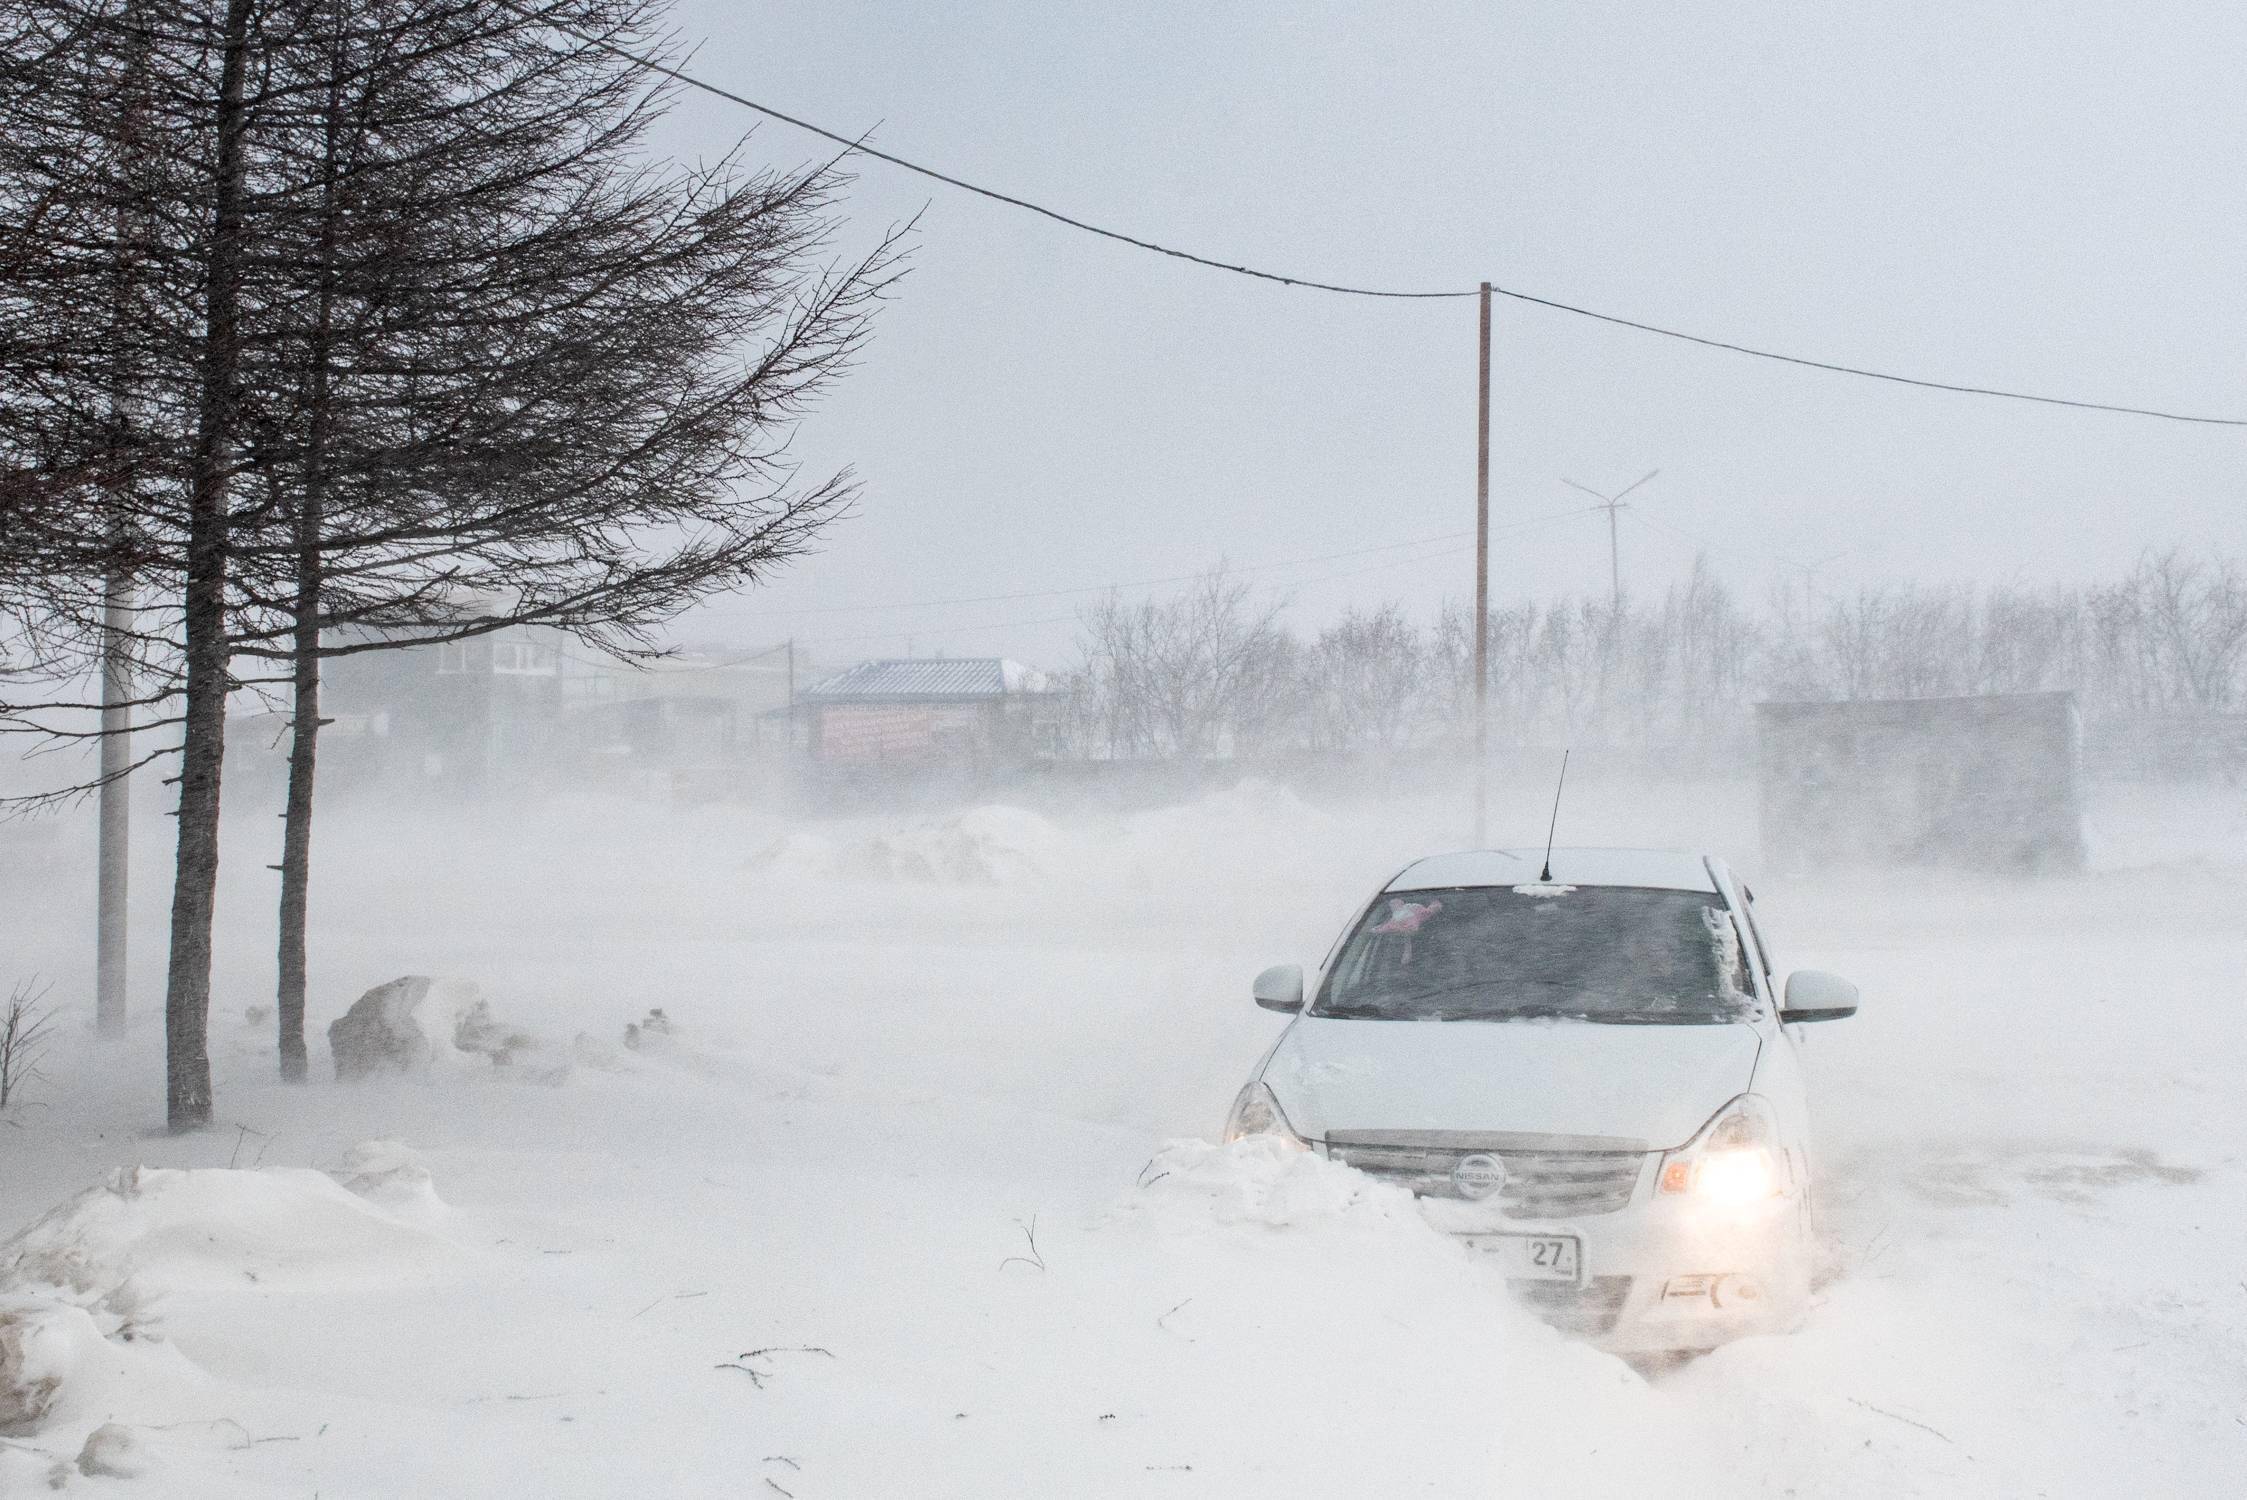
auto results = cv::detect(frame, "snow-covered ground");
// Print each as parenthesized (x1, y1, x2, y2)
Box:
(2, 775, 2241, 1496)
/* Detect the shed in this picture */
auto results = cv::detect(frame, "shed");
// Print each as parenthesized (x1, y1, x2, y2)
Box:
(800, 658, 1057, 766)
(1756, 691, 2086, 874)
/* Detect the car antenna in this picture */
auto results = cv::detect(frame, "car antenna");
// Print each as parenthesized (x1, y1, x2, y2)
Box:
(1538, 749, 1570, 883)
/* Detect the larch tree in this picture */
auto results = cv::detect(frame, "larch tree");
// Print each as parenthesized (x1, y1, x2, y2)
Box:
(0, 0, 898, 1119)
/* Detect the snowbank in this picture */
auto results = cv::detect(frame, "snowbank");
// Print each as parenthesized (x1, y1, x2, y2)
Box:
(1118, 1133, 1426, 1229)
(750, 804, 1065, 884)
(3, 1165, 457, 1300)
(0, 1156, 464, 1492)
(1067, 1138, 1707, 1494)
(329, 975, 549, 1080)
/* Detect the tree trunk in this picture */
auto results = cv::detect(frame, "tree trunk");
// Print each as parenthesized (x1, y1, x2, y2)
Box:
(275, 6, 346, 1084)
(163, 0, 256, 1131)
(274, 573, 318, 1081)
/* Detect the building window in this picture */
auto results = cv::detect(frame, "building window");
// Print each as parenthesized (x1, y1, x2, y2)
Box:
(491, 641, 557, 676)
(435, 641, 471, 675)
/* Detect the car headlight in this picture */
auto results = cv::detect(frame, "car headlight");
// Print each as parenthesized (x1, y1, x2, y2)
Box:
(1657, 1093, 1788, 1205)
(1223, 1081, 1309, 1149)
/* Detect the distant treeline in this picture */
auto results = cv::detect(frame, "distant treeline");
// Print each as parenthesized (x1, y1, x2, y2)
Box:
(1057, 550, 2247, 762)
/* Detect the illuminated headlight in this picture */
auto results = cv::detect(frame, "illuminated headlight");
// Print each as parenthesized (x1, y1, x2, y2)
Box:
(1693, 1147, 1781, 1204)
(1658, 1094, 1788, 1204)
(1223, 1082, 1309, 1149)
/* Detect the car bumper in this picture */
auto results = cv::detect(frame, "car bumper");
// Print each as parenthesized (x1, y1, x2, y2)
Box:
(1448, 1193, 1810, 1354)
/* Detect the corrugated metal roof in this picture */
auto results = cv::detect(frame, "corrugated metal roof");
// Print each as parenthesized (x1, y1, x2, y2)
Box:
(802, 657, 1051, 702)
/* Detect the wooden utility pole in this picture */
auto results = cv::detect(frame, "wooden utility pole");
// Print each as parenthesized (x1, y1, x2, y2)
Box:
(1474, 282, 1491, 846)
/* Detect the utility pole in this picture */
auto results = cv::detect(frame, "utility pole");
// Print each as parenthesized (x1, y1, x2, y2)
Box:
(1605, 503, 1619, 610)
(96, 576, 131, 1036)
(97, 13, 149, 1040)
(1474, 282, 1491, 847)
(1786, 548, 1854, 623)
(1561, 469, 1660, 613)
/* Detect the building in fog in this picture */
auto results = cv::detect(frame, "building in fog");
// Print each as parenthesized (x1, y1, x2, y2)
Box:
(800, 658, 1060, 768)
(315, 626, 801, 793)
(1756, 690, 2087, 874)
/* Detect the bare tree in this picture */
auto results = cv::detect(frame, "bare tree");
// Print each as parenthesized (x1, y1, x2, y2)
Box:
(1073, 567, 1289, 758)
(1304, 604, 1427, 751)
(0, 977, 58, 1109)
(2124, 551, 2247, 710)
(220, 0, 900, 1080)
(0, 0, 897, 1118)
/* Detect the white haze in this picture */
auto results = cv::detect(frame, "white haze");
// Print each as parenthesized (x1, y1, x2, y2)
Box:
(2, 769, 2241, 1495)
(653, 0, 2247, 663)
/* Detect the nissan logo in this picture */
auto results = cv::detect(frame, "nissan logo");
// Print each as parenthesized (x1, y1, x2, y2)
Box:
(1452, 1153, 1508, 1200)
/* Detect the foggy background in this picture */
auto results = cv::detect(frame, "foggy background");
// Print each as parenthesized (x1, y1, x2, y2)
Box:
(650, 0, 2247, 665)
(4, 4, 2244, 1494)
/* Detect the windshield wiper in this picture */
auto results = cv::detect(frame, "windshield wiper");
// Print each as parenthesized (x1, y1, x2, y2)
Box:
(1317, 996, 1737, 1024)
(1483, 1003, 1600, 1022)
(1316, 980, 1501, 1016)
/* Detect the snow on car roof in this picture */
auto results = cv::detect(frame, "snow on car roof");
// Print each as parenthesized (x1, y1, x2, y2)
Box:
(1385, 847, 1717, 893)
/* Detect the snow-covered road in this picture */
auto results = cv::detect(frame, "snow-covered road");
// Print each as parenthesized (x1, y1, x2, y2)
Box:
(3, 779, 2241, 1495)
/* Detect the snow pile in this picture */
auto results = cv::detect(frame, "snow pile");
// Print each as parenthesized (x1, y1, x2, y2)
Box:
(0, 1158, 463, 1493)
(738, 828, 840, 879)
(0, 1295, 147, 1431)
(1060, 1136, 1705, 1495)
(1122, 778, 1334, 865)
(750, 804, 1064, 884)
(2, 1164, 457, 1304)
(330, 975, 546, 1079)
(331, 1140, 448, 1225)
(1120, 1134, 1422, 1229)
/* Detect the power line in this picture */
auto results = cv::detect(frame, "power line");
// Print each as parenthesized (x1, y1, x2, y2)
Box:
(545, 513, 1581, 670)
(1622, 504, 1841, 580)
(687, 508, 1587, 656)
(518, 6, 2247, 428)
(725, 512, 1595, 619)
(1496, 292, 2246, 427)
(516, 8, 1466, 300)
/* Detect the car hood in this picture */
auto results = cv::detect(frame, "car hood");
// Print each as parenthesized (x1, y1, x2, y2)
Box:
(1260, 1015, 1763, 1150)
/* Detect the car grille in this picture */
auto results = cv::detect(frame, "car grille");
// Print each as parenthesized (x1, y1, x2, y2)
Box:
(1324, 1130, 1649, 1219)
(1510, 1275, 1634, 1337)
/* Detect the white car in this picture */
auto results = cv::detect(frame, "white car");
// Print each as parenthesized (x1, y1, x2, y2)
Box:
(1224, 847, 1858, 1355)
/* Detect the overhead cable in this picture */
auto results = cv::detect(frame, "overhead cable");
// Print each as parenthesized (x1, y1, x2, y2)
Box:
(515, 6, 2247, 429)
(730, 516, 1593, 618)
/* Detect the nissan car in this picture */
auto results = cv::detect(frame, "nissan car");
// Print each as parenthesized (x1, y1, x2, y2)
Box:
(1222, 847, 1858, 1354)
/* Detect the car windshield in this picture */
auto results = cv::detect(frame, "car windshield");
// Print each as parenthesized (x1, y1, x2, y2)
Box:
(1311, 883, 1756, 1023)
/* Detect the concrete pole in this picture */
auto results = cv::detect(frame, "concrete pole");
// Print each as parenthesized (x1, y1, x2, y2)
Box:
(1474, 282, 1492, 847)
(1606, 501, 1622, 614)
(96, 571, 131, 1036)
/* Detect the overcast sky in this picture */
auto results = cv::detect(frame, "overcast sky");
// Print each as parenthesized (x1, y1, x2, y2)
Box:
(653, 1, 2246, 670)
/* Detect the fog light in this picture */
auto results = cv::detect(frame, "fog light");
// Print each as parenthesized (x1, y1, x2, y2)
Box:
(1712, 1274, 1762, 1309)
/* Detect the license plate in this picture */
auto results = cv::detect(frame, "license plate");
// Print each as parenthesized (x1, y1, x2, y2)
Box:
(1466, 1233, 1581, 1282)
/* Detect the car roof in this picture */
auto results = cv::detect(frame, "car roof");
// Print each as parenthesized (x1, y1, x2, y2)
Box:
(1384, 847, 1718, 894)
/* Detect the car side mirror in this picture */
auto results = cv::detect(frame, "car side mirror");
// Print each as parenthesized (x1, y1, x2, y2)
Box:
(1780, 969, 1859, 1023)
(1252, 964, 1304, 1013)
